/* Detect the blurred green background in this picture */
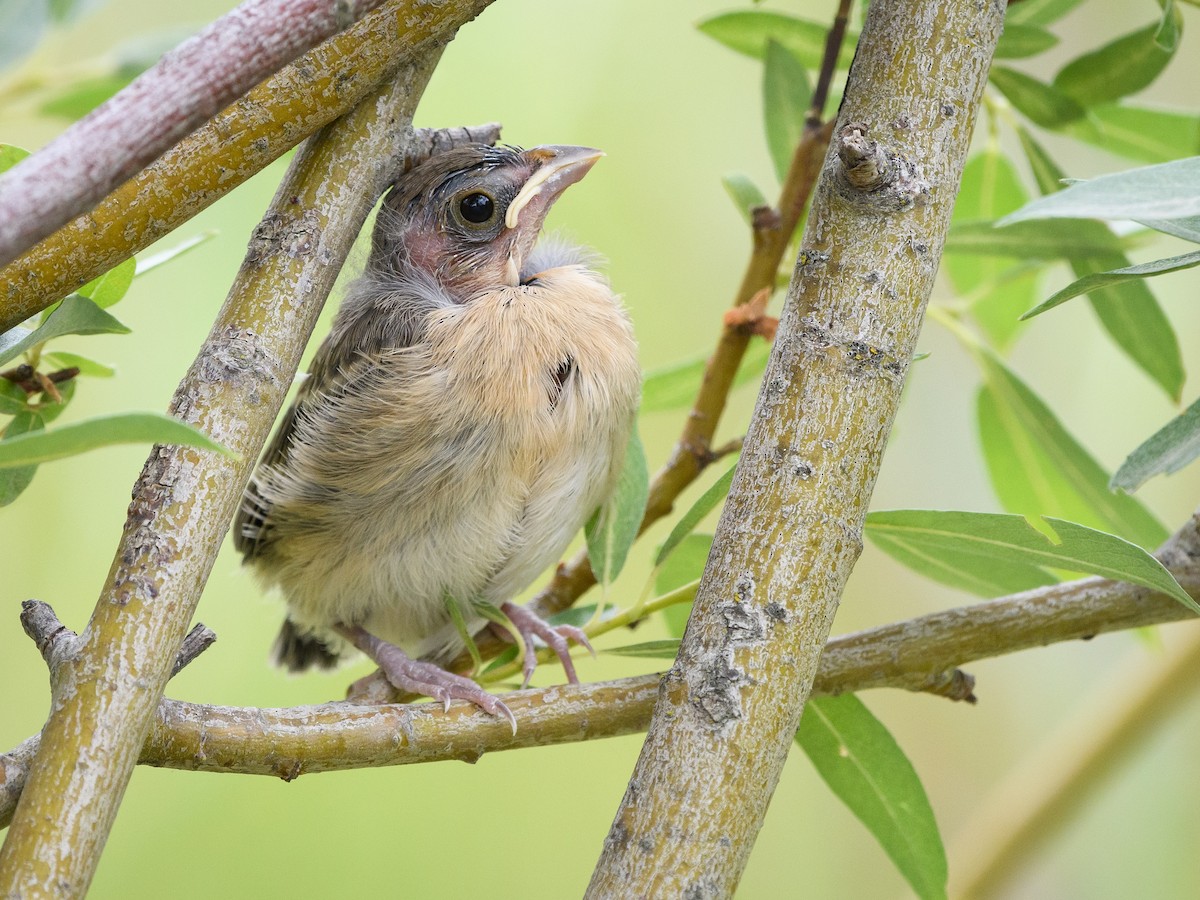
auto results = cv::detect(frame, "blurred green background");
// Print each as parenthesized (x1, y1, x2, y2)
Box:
(4, 0, 1200, 896)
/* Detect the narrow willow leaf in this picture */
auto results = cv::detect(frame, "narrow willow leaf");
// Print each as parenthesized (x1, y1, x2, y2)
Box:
(947, 151, 1035, 348)
(136, 230, 219, 275)
(0, 412, 230, 468)
(722, 173, 768, 224)
(0, 144, 31, 173)
(0, 412, 44, 506)
(797, 695, 948, 900)
(602, 640, 681, 659)
(1023, 249, 1200, 318)
(658, 534, 711, 638)
(656, 465, 736, 566)
(866, 510, 1194, 612)
(945, 219, 1123, 259)
(0, 296, 130, 367)
(41, 351, 116, 378)
(1006, 0, 1086, 27)
(763, 40, 811, 184)
(696, 11, 857, 69)
(974, 352, 1168, 548)
(642, 339, 772, 412)
(1157, 0, 1181, 50)
(989, 67, 1085, 128)
(77, 257, 136, 308)
(585, 429, 648, 583)
(995, 23, 1058, 59)
(1065, 104, 1200, 165)
(1112, 396, 1200, 491)
(1137, 213, 1200, 243)
(1000, 156, 1200, 224)
(444, 596, 483, 674)
(1013, 130, 1184, 400)
(1053, 17, 1178, 107)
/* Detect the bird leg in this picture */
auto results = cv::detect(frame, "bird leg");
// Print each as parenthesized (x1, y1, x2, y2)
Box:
(334, 623, 515, 733)
(499, 602, 594, 689)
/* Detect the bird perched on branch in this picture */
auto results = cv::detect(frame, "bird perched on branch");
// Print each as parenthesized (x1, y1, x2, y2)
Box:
(234, 143, 640, 727)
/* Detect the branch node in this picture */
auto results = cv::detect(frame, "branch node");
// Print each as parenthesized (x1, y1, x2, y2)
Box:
(838, 123, 895, 190)
(20, 600, 78, 666)
(171, 623, 218, 677)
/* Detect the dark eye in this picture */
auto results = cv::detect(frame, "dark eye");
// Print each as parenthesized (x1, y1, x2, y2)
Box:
(458, 192, 495, 224)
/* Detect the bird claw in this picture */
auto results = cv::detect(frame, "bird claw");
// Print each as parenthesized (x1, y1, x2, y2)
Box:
(500, 602, 592, 688)
(337, 624, 516, 733)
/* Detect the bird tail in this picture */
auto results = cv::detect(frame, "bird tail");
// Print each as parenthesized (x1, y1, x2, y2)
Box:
(272, 618, 341, 672)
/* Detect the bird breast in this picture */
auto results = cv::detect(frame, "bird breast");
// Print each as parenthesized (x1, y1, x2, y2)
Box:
(270, 264, 640, 650)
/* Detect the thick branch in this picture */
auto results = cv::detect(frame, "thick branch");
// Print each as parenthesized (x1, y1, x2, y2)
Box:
(6, 539, 1198, 829)
(0, 46, 452, 894)
(586, 1, 1006, 894)
(0, 0, 391, 269)
(0, 1, 499, 333)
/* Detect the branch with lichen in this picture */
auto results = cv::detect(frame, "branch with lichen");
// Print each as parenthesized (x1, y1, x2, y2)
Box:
(586, 0, 1005, 893)
(4, 510, 1198, 830)
(0, 34, 473, 891)
(0, 0, 499, 333)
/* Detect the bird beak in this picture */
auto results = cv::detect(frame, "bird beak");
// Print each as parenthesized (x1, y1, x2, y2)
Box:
(505, 145, 605, 231)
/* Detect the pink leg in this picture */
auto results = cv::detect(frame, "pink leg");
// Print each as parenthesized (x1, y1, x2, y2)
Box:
(336, 624, 515, 733)
(500, 602, 594, 689)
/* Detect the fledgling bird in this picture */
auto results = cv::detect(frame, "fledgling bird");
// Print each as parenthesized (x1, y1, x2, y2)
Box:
(234, 143, 640, 725)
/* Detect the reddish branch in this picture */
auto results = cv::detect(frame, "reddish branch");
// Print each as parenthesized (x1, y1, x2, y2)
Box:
(0, 0, 387, 269)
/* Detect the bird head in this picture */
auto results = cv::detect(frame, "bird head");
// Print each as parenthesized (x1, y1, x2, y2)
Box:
(373, 144, 603, 299)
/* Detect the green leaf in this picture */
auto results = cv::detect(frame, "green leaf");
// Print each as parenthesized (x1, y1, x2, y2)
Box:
(946, 150, 1036, 348)
(865, 510, 1194, 612)
(136, 230, 219, 275)
(77, 257, 136, 308)
(722, 173, 769, 224)
(797, 694, 948, 900)
(0, 144, 31, 174)
(657, 533, 710, 638)
(0, 412, 44, 506)
(656, 465, 736, 566)
(585, 429, 648, 583)
(1006, 0, 1086, 27)
(973, 351, 1168, 548)
(762, 40, 811, 184)
(0, 295, 130, 367)
(995, 23, 1058, 59)
(41, 351, 116, 378)
(1023, 249, 1200, 318)
(1156, 0, 1181, 51)
(1053, 17, 1179, 107)
(944, 219, 1124, 260)
(1112, 395, 1200, 491)
(1000, 156, 1200, 224)
(989, 67, 1086, 128)
(0, 379, 28, 415)
(642, 339, 772, 412)
(602, 640, 681, 660)
(0, 412, 231, 468)
(36, 378, 76, 425)
(697, 11, 857, 70)
(1065, 104, 1200, 165)
(1012, 130, 1184, 399)
(1138, 214, 1200, 242)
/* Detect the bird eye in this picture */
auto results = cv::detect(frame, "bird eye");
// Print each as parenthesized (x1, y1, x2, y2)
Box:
(458, 192, 495, 225)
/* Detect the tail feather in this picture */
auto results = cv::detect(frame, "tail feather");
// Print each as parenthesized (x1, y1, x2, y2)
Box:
(272, 618, 341, 672)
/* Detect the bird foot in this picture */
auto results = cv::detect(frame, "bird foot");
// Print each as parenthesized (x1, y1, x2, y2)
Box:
(500, 601, 594, 689)
(335, 624, 515, 733)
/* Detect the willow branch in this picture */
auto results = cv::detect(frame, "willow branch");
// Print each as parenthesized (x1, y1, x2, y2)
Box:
(0, 43, 454, 894)
(0, 0, 499, 333)
(6, 515, 1199, 830)
(0, 0, 394, 269)
(586, 0, 1005, 893)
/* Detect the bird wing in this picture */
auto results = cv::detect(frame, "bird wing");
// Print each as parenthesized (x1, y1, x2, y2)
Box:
(234, 271, 453, 561)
